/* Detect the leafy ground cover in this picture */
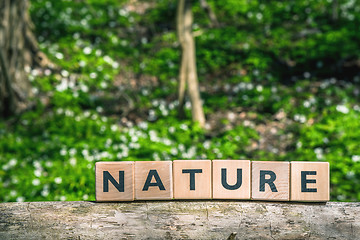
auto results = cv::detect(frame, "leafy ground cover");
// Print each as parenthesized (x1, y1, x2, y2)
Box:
(1, 0, 360, 202)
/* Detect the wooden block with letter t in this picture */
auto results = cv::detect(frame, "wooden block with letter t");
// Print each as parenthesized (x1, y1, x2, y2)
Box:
(291, 161, 329, 202)
(135, 161, 173, 200)
(251, 161, 290, 201)
(173, 160, 212, 199)
(212, 160, 251, 199)
(95, 161, 134, 201)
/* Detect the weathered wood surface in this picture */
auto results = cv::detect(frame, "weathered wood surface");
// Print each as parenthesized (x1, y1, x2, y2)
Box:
(0, 201, 359, 239)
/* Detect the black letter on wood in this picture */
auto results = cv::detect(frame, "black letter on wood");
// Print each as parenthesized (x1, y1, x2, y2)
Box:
(259, 170, 278, 192)
(103, 171, 124, 192)
(142, 170, 166, 191)
(301, 171, 317, 192)
(182, 169, 202, 190)
(221, 168, 242, 190)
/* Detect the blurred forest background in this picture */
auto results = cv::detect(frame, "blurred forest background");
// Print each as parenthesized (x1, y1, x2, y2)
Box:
(1, 0, 360, 202)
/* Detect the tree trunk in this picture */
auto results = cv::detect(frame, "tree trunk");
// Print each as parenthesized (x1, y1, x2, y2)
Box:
(1, 201, 360, 239)
(177, 0, 206, 128)
(200, 0, 219, 28)
(0, 0, 40, 117)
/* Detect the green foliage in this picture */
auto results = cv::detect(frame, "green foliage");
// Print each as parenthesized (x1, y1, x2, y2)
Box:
(1, 0, 360, 202)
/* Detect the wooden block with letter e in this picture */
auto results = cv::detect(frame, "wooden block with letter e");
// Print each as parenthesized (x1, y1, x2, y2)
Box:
(212, 160, 251, 199)
(291, 161, 329, 202)
(173, 160, 212, 199)
(135, 161, 173, 200)
(95, 161, 134, 201)
(251, 161, 290, 201)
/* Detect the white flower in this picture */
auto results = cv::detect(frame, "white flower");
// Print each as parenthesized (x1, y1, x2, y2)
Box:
(54, 177, 62, 184)
(83, 194, 89, 200)
(83, 47, 92, 55)
(180, 124, 188, 131)
(61, 70, 69, 77)
(34, 169, 42, 177)
(256, 85, 263, 92)
(41, 189, 49, 197)
(170, 148, 178, 155)
(294, 114, 306, 123)
(69, 158, 77, 166)
(352, 155, 360, 162)
(168, 126, 175, 133)
(100, 81, 107, 88)
(303, 100, 311, 108)
(90, 72, 97, 79)
(138, 122, 148, 130)
(60, 196, 66, 201)
(79, 60, 86, 67)
(8, 159, 17, 167)
(203, 141, 211, 149)
(55, 52, 64, 59)
(32, 179, 40, 186)
(60, 148, 67, 156)
(304, 72, 311, 78)
(69, 148, 77, 156)
(16, 196, 25, 202)
(336, 105, 349, 114)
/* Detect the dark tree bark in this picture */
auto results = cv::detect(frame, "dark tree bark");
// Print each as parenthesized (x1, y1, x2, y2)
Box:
(0, 0, 45, 117)
(177, 0, 206, 128)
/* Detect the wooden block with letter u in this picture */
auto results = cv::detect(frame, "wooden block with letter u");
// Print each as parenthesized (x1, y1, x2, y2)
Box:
(212, 160, 251, 199)
(95, 161, 134, 201)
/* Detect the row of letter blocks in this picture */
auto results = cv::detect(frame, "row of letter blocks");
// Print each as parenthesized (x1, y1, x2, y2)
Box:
(96, 160, 329, 202)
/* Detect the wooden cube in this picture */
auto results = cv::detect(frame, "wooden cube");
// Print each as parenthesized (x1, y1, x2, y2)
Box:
(212, 160, 251, 199)
(135, 161, 173, 200)
(251, 161, 290, 201)
(291, 162, 329, 202)
(95, 161, 134, 201)
(173, 160, 212, 199)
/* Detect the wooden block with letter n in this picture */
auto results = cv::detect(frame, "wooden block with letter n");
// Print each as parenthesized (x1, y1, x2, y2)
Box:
(173, 160, 212, 199)
(135, 161, 173, 200)
(251, 161, 290, 201)
(291, 161, 329, 202)
(95, 161, 134, 201)
(212, 160, 251, 199)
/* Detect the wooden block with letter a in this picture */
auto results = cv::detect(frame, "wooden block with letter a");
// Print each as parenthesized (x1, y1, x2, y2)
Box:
(95, 161, 134, 201)
(291, 161, 329, 202)
(212, 160, 251, 199)
(135, 161, 173, 200)
(173, 160, 212, 199)
(251, 161, 290, 201)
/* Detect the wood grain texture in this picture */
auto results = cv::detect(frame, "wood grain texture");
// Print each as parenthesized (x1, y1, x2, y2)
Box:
(135, 161, 173, 200)
(251, 161, 290, 201)
(96, 161, 134, 201)
(212, 160, 250, 199)
(291, 162, 330, 202)
(173, 160, 212, 199)
(0, 201, 359, 239)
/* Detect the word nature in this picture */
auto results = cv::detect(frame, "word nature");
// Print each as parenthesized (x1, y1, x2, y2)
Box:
(95, 160, 329, 202)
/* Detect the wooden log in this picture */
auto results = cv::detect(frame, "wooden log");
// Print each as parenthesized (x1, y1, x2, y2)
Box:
(0, 201, 359, 239)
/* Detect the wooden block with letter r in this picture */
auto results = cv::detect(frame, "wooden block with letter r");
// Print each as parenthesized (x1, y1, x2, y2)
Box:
(251, 161, 290, 201)
(291, 161, 329, 202)
(212, 160, 251, 199)
(173, 160, 212, 199)
(135, 161, 173, 200)
(95, 161, 134, 201)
